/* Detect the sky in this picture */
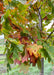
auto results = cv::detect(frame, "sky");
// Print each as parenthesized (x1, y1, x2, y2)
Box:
(45, 20, 54, 31)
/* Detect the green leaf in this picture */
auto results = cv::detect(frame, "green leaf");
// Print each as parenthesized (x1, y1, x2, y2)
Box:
(18, 44, 24, 52)
(4, 9, 10, 18)
(8, 38, 19, 45)
(43, 42, 54, 59)
(40, 48, 52, 62)
(48, 0, 53, 7)
(37, 41, 42, 45)
(37, 58, 41, 70)
(7, 63, 11, 72)
(2, 28, 10, 35)
(10, 0, 20, 7)
(13, 51, 18, 59)
(19, 24, 29, 34)
(37, 30, 41, 40)
(8, 58, 13, 64)
(52, 6, 54, 14)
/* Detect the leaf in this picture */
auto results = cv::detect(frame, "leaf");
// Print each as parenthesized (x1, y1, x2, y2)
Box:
(14, 58, 21, 65)
(22, 50, 29, 63)
(48, 0, 53, 7)
(37, 29, 41, 40)
(8, 58, 13, 64)
(30, 55, 36, 66)
(40, 48, 52, 62)
(9, 32, 21, 39)
(8, 0, 12, 2)
(1, 28, 10, 35)
(8, 38, 20, 45)
(26, 44, 42, 58)
(0, 24, 2, 30)
(7, 63, 11, 72)
(17, 44, 24, 52)
(37, 41, 42, 45)
(48, 46, 54, 57)
(13, 51, 18, 59)
(22, 55, 28, 63)
(52, 6, 54, 14)
(0, 13, 4, 18)
(43, 16, 48, 20)
(0, 2, 4, 12)
(4, 9, 10, 18)
(37, 58, 41, 70)
(43, 42, 54, 60)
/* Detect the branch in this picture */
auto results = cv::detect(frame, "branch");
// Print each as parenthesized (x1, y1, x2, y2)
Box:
(47, 30, 54, 40)
(38, 8, 42, 31)
(50, 36, 54, 38)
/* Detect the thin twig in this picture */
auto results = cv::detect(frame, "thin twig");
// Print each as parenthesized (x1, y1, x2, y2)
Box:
(49, 35, 54, 38)
(11, 23, 20, 31)
(47, 30, 54, 40)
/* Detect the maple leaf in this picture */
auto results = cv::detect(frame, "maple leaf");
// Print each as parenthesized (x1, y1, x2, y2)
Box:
(26, 44, 42, 58)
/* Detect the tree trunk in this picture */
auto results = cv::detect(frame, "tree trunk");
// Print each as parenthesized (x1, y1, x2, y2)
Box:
(40, 58, 44, 75)
(38, 8, 44, 75)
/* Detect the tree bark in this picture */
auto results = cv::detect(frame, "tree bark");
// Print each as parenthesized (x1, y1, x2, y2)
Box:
(40, 58, 44, 75)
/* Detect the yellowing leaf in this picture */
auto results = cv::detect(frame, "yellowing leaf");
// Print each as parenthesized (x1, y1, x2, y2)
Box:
(26, 44, 42, 58)
(8, 0, 12, 2)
